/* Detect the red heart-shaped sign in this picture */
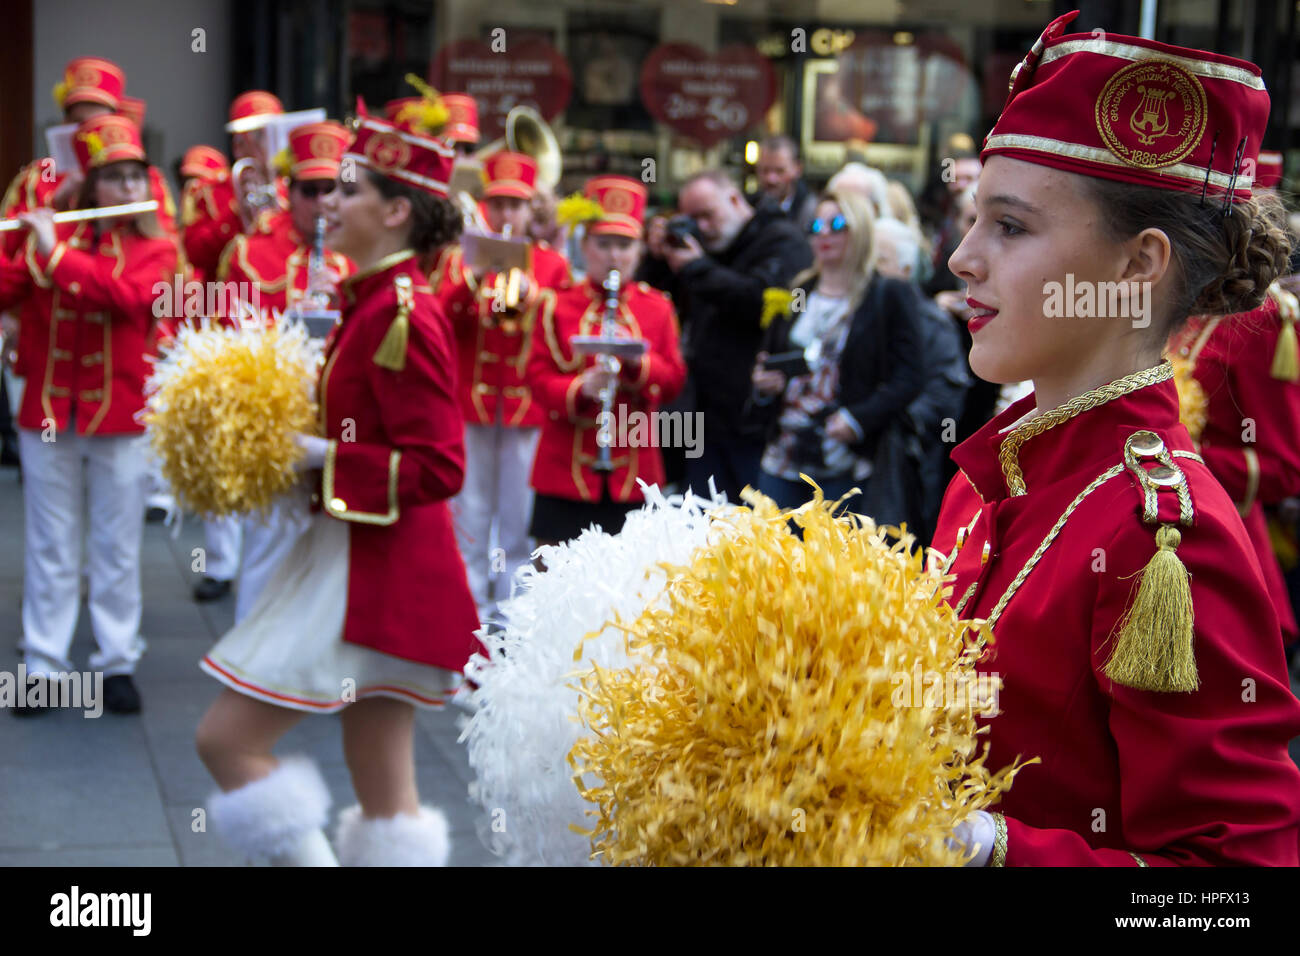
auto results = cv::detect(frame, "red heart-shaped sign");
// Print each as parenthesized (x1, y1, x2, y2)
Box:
(430, 38, 573, 143)
(639, 44, 776, 148)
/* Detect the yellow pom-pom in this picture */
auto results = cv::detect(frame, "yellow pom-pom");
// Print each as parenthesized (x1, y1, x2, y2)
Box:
(144, 322, 322, 517)
(53, 79, 69, 109)
(271, 147, 294, 180)
(761, 287, 795, 330)
(555, 193, 606, 230)
(396, 100, 449, 135)
(568, 483, 1031, 866)
(79, 131, 106, 160)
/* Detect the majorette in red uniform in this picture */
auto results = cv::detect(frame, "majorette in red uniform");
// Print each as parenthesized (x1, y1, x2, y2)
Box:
(199, 115, 480, 866)
(206, 121, 355, 625)
(931, 12, 1300, 866)
(1168, 282, 1300, 644)
(526, 175, 686, 541)
(180, 91, 285, 284)
(430, 150, 571, 616)
(0, 113, 179, 713)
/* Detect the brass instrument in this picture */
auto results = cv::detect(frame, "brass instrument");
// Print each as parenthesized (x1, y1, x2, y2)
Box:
(476, 105, 561, 191)
(232, 157, 280, 230)
(0, 199, 159, 232)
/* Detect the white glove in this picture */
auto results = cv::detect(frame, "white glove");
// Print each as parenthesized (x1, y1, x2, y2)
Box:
(949, 810, 996, 867)
(294, 433, 329, 470)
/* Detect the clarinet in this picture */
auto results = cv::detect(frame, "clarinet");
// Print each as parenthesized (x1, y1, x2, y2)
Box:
(594, 270, 622, 472)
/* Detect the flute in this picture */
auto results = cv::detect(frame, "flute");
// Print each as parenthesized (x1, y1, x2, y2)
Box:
(0, 200, 159, 232)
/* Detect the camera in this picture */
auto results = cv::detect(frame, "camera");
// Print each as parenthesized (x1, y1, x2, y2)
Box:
(665, 214, 702, 249)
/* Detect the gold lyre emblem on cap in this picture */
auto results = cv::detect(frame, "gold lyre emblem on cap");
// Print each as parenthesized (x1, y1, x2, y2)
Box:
(309, 133, 337, 158)
(496, 156, 522, 181)
(365, 131, 411, 173)
(101, 122, 131, 145)
(604, 188, 634, 214)
(73, 65, 102, 87)
(1096, 59, 1207, 170)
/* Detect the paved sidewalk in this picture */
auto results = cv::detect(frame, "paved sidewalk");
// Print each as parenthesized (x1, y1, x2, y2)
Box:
(0, 465, 497, 866)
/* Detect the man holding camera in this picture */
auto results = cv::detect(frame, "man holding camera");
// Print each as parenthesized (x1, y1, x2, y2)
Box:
(640, 169, 811, 501)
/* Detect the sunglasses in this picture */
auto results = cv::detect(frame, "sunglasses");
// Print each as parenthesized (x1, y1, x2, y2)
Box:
(807, 215, 848, 236)
(296, 181, 337, 199)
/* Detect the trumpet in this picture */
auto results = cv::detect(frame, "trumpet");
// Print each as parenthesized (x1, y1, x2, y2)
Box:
(0, 200, 159, 232)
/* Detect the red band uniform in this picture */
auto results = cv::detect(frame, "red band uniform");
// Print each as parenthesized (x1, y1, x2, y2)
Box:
(430, 150, 571, 615)
(527, 175, 686, 539)
(0, 114, 178, 684)
(201, 117, 482, 710)
(930, 12, 1300, 866)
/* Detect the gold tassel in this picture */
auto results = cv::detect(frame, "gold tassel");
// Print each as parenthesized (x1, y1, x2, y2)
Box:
(373, 276, 413, 371)
(1269, 290, 1300, 382)
(1103, 524, 1198, 692)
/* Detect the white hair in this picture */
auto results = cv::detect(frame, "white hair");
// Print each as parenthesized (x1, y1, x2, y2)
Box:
(827, 163, 893, 221)
(872, 217, 922, 279)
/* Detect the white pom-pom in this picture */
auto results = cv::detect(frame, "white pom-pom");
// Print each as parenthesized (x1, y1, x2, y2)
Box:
(459, 482, 730, 866)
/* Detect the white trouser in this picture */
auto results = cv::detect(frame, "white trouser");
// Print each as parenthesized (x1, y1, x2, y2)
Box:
(18, 428, 147, 678)
(451, 423, 539, 614)
(203, 515, 242, 582)
(236, 496, 309, 623)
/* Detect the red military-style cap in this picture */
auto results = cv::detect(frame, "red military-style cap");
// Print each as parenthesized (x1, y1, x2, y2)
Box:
(226, 90, 284, 133)
(983, 10, 1270, 203)
(441, 94, 480, 145)
(585, 175, 647, 239)
(482, 151, 537, 200)
(181, 145, 230, 182)
(1255, 150, 1283, 189)
(287, 121, 349, 181)
(74, 114, 146, 173)
(118, 95, 146, 128)
(55, 57, 126, 111)
(345, 114, 454, 197)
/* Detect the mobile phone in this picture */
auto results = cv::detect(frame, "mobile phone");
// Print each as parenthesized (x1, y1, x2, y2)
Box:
(763, 350, 810, 378)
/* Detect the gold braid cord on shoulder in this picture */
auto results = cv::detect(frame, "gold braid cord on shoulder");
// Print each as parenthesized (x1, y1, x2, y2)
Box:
(999, 363, 1174, 496)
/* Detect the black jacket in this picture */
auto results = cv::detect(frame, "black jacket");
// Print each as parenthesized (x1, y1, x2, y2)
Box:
(638, 204, 812, 434)
(749, 273, 927, 462)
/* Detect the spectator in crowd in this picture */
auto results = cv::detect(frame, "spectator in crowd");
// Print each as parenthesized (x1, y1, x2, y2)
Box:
(923, 155, 981, 296)
(748, 189, 925, 522)
(748, 135, 818, 230)
(871, 216, 970, 543)
(639, 169, 812, 501)
(827, 162, 892, 219)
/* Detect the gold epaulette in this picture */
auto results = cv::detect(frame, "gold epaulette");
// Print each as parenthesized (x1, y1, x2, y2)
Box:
(1267, 282, 1300, 383)
(373, 273, 414, 371)
(1103, 430, 1201, 693)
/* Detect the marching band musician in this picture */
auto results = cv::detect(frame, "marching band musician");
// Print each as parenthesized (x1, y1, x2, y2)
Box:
(0, 114, 180, 716)
(186, 91, 286, 605)
(210, 120, 354, 623)
(432, 150, 571, 619)
(933, 12, 1300, 865)
(177, 146, 233, 285)
(526, 175, 686, 545)
(196, 115, 480, 866)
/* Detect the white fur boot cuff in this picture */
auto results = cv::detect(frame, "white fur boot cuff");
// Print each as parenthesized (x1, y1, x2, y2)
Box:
(335, 805, 451, 866)
(208, 755, 334, 863)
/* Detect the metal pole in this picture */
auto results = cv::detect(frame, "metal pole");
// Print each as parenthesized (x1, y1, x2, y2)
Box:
(1139, 0, 1158, 40)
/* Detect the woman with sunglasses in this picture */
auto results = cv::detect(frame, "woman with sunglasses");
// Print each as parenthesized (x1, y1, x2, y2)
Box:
(195, 115, 481, 867)
(936, 12, 1300, 866)
(750, 188, 926, 516)
(0, 114, 179, 715)
(209, 121, 354, 623)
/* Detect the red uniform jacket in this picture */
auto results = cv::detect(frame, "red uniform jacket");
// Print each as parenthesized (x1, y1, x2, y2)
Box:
(216, 214, 353, 324)
(181, 175, 239, 283)
(431, 240, 570, 427)
(2, 161, 178, 376)
(527, 277, 686, 503)
(932, 366, 1300, 866)
(317, 250, 482, 669)
(1169, 292, 1300, 641)
(0, 222, 178, 435)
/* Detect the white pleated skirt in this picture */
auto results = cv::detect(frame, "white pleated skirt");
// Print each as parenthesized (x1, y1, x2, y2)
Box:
(199, 511, 461, 714)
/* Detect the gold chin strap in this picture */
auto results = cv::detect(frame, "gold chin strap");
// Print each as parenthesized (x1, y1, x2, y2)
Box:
(998, 362, 1173, 496)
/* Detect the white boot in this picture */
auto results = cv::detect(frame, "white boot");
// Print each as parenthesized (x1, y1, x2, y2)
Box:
(335, 805, 451, 866)
(207, 755, 339, 866)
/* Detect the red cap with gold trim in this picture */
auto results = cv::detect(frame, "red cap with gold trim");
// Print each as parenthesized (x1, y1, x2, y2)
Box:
(384, 97, 443, 136)
(1255, 150, 1283, 189)
(118, 96, 146, 129)
(181, 145, 230, 182)
(226, 91, 284, 133)
(54, 57, 125, 112)
(585, 175, 647, 239)
(442, 94, 480, 145)
(483, 151, 537, 200)
(984, 10, 1270, 203)
(74, 114, 146, 173)
(287, 121, 349, 181)
(344, 115, 454, 197)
